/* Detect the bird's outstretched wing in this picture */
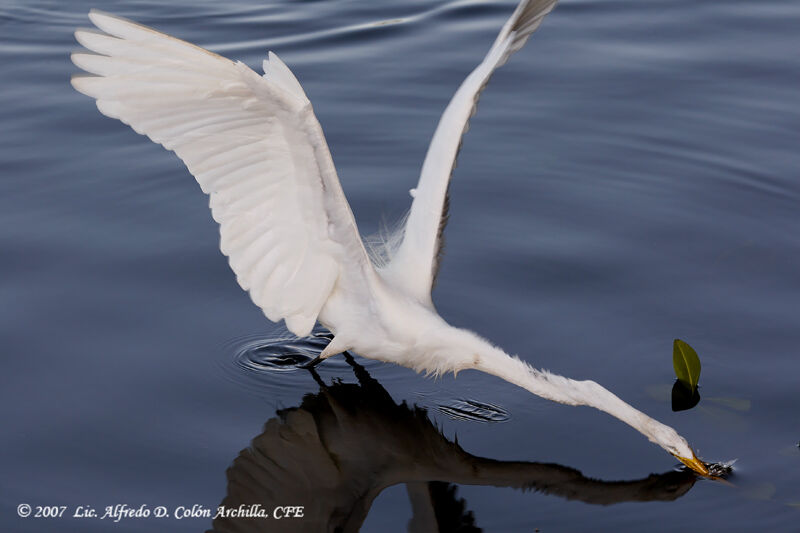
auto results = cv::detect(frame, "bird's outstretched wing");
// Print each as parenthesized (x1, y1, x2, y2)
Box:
(71, 10, 374, 337)
(383, 0, 559, 305)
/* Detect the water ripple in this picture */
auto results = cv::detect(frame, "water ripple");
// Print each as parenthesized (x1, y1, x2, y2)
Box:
(437, 398, 510, 423)
(209, 0, 516, 54)
(218, 329, 391, 398)
(233, 331, 331, 373)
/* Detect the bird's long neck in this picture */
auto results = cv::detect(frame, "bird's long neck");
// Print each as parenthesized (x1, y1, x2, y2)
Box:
(447, 329, 675, 448)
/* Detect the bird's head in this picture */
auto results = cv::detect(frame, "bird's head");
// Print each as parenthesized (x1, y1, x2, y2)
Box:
(657, 427, 709, 476)
(673, 451, 709, 476)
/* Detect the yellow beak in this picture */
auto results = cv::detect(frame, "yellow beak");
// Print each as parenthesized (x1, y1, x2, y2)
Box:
(674, 452, 709, 476)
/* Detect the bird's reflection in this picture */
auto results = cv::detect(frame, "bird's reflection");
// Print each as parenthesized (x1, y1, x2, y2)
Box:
(210, 355, 697, 532)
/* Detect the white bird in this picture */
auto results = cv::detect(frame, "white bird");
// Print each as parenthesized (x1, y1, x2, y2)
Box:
(71, 0, 709, 475)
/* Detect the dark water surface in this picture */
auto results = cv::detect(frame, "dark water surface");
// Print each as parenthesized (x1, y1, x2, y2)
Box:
(2, 0, 799, 531)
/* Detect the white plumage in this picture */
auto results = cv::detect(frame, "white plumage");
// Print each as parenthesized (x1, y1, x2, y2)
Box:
(73, 17, 371, 337)
(71, 0, 709, 475)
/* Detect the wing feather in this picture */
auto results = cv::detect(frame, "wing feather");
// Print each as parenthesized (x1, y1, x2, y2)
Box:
(383, 0, 559, 304)
(72, 10, 373, 337)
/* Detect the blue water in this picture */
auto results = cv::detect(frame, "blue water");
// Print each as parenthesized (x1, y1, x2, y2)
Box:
(2, 0, 799, 531)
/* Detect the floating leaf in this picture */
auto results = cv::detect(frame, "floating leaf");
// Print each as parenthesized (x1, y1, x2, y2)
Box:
(697, 404, 749, 432)
(743, 482, 776, 501)
(672, 380, 700, 412)
(707, 396, 751, 412)
(673, 339, 701, 392)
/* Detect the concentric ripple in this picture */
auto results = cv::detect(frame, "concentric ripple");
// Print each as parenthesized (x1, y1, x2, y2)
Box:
(437, 398, 510, 423)
(219, 328, 389, 398)
(233, 331, 333, 373)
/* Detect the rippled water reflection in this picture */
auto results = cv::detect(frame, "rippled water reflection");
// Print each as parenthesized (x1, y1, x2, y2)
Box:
(212, 356, 700, 532)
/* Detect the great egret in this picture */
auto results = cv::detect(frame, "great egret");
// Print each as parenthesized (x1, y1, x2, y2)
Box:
(71, 0, 709, 475)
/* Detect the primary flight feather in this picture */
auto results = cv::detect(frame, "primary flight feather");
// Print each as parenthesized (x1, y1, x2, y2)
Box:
(71, 0, 710, 475)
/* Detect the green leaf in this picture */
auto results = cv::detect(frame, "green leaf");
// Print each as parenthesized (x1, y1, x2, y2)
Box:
(673, 339, 701, 392)
(671, 379, 700, 412)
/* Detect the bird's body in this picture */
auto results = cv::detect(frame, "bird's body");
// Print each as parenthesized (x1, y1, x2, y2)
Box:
(71, 0, 709, 474)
